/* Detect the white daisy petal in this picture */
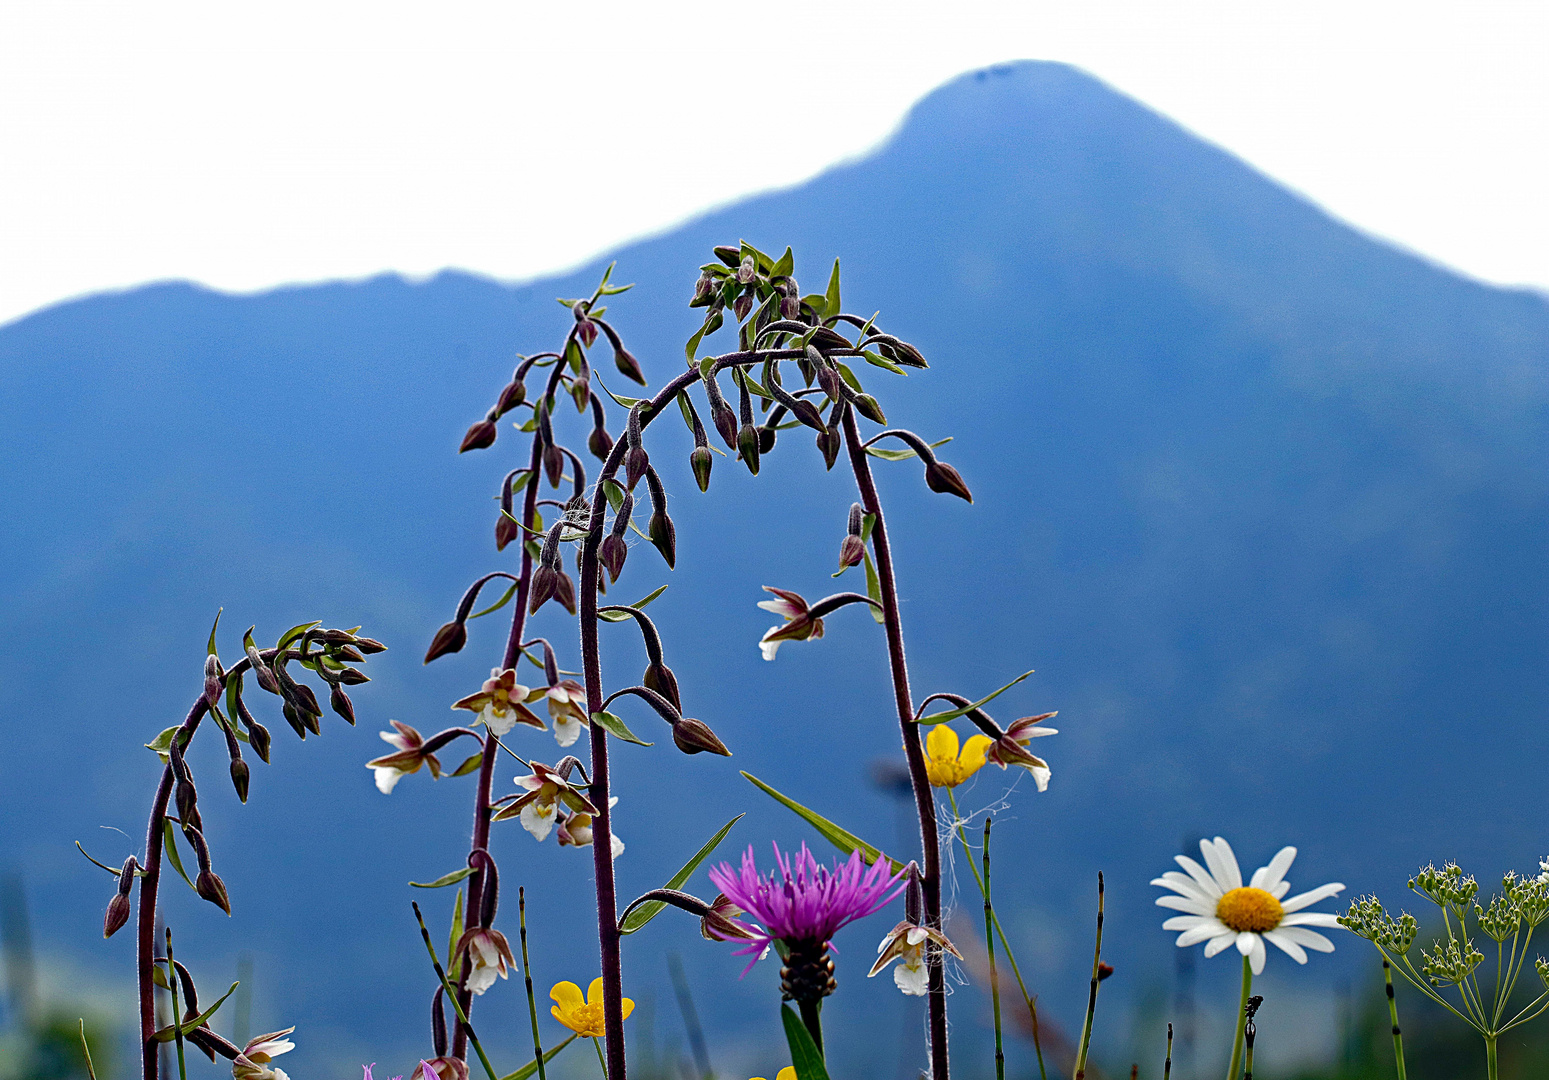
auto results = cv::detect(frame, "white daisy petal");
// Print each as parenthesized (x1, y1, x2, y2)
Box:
(1249, 935, 1267, 975)
(1162, 915, 1211, 931)
(1271, 880, 1290, 899)
(1263, 929, 1307, 964)
(1280, 882, 1345, 912)
(1257, 847, 1298, 893)
(1156, 895, 1215, 916)
(1203, 933, 1238, 958)
(1275, 926, 1336, 952)
(1174, 855, 1225, 898)
(1280, 912, 1342, 929)
(1153, 872, 1216, 903)
(1235, 931, 1258, 957)
(1205, 838, 1244, 891)
(1177, 921, 1230, 948)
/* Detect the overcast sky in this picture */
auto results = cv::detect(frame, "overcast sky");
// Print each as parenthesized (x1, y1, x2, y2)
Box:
(2, 1, 1546, 327)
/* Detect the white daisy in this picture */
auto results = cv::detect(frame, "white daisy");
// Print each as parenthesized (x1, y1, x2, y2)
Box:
(1152, 836, 1345, 975)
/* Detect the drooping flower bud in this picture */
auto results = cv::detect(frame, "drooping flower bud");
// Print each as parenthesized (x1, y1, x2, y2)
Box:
(757, 424, 777, 455)
(690, 445, 713, 492)
(625, 444, 649, 490)
(699, 893, 757, 941)
(282, 701, 307, 739)
(852, 393, 886, 425)
(642, 661, 681, 712)
(737, 254, 756, 284)
(247, 720, 271, 763)
(614, 345, 645, 386)
(424, 621, 468, 664)
(575, 316, 599, 349)
(737, 423, 760, 475)
(329, 685, 356, 726)
(713, 245, 741, 266)
(460, 419, 498, 453)
(334, 666, 370, 686)
(196, 869, 232, 915)
(495, 379, 526, 416)
(543, 442, 565, 489)
(924, 461, 973, 503)
(202, 654, 224, 706)
(672, 717, 731, 756)
(229, 757, 251, 803)
(103, 891, 132, 939)
(554, 570, 577, 615)
(495, 512, 522, 552)
(588, 424, 613, 460)
(600, 534, 628, 583)
(839, 534, 866, 569)
(649, 511, 676, 569)
(734, 294, 753, 321)
(691, 272, 715, 307)
(781, 294, 800, 319)
(816, 428, 841, 470)
(353, 636, 388, 654)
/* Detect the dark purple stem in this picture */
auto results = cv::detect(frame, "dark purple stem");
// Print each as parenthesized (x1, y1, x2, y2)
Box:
(840, 405, 950, 1080)
(453, 340, 575, 1059)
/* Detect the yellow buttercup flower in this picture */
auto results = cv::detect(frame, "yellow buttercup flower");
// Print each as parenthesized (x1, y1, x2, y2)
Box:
(550, 978, 634, 1037)
(750, 1069, 796, 1080)
(922, 725, 993, 788)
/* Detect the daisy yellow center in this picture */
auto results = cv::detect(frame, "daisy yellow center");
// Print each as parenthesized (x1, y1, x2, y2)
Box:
(1215, 887, 1283, 934)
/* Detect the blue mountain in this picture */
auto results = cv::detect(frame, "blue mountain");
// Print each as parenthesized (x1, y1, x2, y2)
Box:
(2, 61, 1546, 1076)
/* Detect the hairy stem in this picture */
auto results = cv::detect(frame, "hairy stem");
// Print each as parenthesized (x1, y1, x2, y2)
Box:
(840, 405, 949, 1080)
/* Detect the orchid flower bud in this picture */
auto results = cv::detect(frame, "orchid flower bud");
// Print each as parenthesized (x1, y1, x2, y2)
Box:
(672, 716, 731, 756)
(690, 445, 713, 493)
(329, 685, 356, 726)
(203, 654, 224, 706)
(553, 570, 577, 615)
(247, 720, 271, 763)
(734, 294, 753, 321)
(642, 661, 681, 712)
(588, 424, 614, 460)
(229, 758, 250, 803)
(104, 856, 138, 938)
(757, 424, 777, 455)
(737, 255, 756, 284)
(852, 393, 886, 425)
(838, 535, 866, 569)
(737, 423, 760, 475)
(495, 379, 526, 416)
(459, 418, 497, 453)
(424, 621, 468, 663)
(924, 461, 973, 503)
(196, 869, 232, 915)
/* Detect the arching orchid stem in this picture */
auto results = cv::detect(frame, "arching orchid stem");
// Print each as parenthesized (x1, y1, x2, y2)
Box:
(804, 592, 885, 621)
(914, 692, 1005, 742)
(596, 607, 667, 668)
(861, 429, 940, 463)
(616, 889, 713, 927)
(599, 685, 680, 725)
(839, 403, 951, 1080)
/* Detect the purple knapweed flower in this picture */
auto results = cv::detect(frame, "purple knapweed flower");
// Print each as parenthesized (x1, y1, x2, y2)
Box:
(361, 1067, 403, 1080)
(706, 843, 906, 976)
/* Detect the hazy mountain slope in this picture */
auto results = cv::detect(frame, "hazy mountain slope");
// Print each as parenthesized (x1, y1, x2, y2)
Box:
(2, 61, 1545, 1075)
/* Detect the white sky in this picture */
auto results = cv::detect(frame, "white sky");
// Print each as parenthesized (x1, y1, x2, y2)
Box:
(2, 1, 1547, 327)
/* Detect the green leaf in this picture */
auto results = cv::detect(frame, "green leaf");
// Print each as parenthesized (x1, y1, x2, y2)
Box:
(686, 323, 708, 363)
(450, 752, 484, 777)
(834, 362, 863, 393)
(145, 725, 189, 761)
(518, 417, 539, 433)
(524, 539, 542, 562)
(781, 1003, 831, 1080)
(151, 964, 171, 990)
(497, 1034, 579, 1080)
(618, 814, 745, 934)
(676, 391, 697, 432)
(469, 581, 519, 619)
(276, 621, 320, 652)
(861, 350, 907, 376)
(152, 982, 240, 1040)
(698, 354, 718, 380)
(823, 259, 841, 321)
(162, 822, 199, 893)
(409, 866, 477, 889)
(565, 340, 584, 373)
(590, 711, 652, 747)
(448, 887, 465, 984)
(594, 374, 644, 410)
(741, 772, 903, 874)
(860, 513, 876, 542)
(914, 670, 1036, 725)
(862, 551, 885, 624)
(866, 437, 953, 462)
(771, 246, 794, 279)
(602, 478, 626, 512)
(598, 584, 669, 622)
(207, 608, 223, 656)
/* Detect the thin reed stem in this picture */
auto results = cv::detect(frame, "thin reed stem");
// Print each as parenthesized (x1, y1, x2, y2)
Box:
(1072, 873, 1104, 1080)
(983, 818, 1003, 1080)
(1164, 1023, 1173, 1080)
(593, 1037, 609, 1079)
(519, 888, 547, 1080)
(165, 929, 187, 1080)
(410, 902, 500, 1080)
(1383, 959, 1406, 1080)
(945, 790, 1047, 1080)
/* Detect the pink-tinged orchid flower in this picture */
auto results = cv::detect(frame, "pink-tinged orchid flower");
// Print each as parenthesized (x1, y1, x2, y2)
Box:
(365, 723, 441, 794)
(557, 796, 624, 859)
(453, 926, 516, 994)
(232, 1029, 295, 1080)
(451, 668, 544, 737)
(492, 761, 598, 842)
(540, 679, 588, 747)
(986, 711, 1058, 791)
(756, 588, 825, 661)
(869, 920, 962, 996)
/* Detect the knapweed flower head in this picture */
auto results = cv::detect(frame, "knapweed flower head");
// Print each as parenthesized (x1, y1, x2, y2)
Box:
(921, 725, 993, 788)
(451, 668, 543, 737)
(453, 926, 516, 994)
(706, 843, 906, 973)
(557, 796, 624, 859)
(543, 679, 588, 747)
(985, 712, 1058, 791)
(1153, 837, 1344, 975)
(232, 1029, 295, 1080)
(366, 722, 441, 794)
(550, 978, 634, 1037)
(869, 920, 962, 996)
(361, 1067, 402, 1080)
(493, 761, 598, 843)
(757, 588, 824, 661)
